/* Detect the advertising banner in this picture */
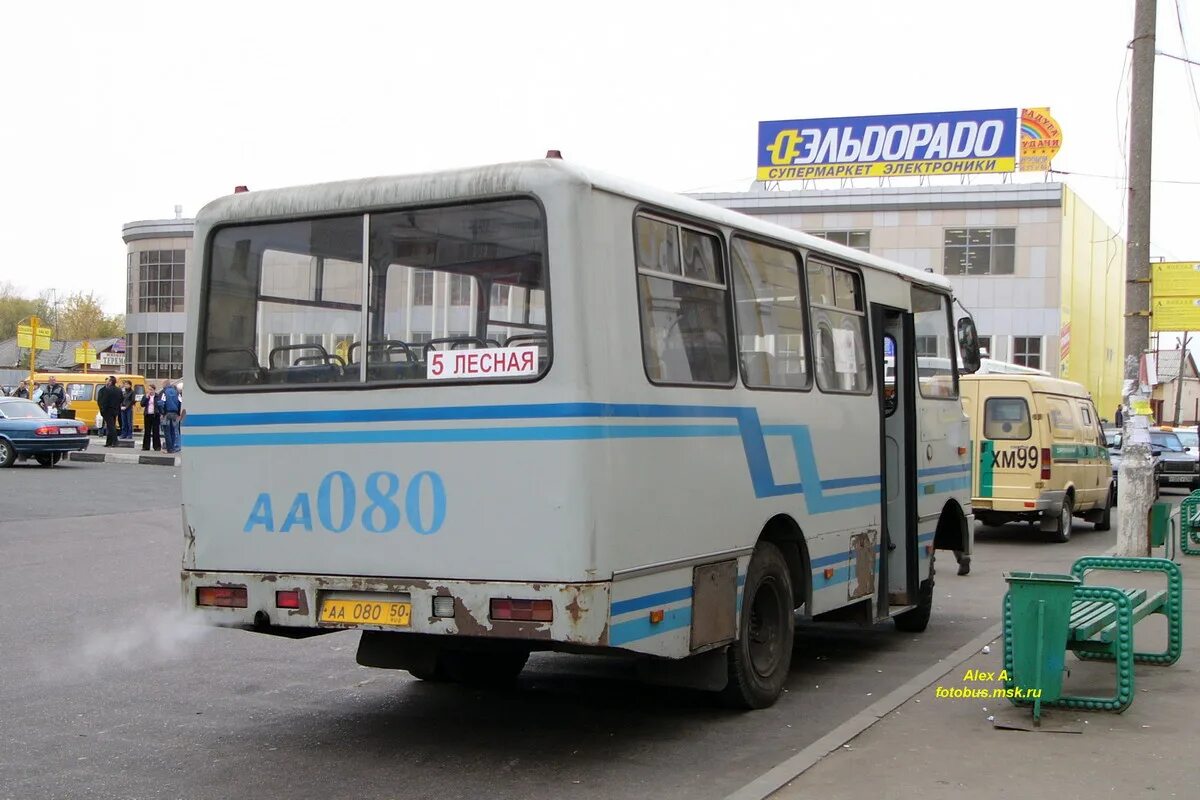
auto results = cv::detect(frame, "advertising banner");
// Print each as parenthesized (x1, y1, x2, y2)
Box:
(1151, 296, 1200, 332)
(1018, 107, 1063, 172)
(1151, 261, 1200, 297)
(757, 108, 1018, 181)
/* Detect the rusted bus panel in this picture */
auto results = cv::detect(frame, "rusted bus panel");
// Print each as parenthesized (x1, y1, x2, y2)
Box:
(848, 530, 877, 600)
(182, 571, 610, 646)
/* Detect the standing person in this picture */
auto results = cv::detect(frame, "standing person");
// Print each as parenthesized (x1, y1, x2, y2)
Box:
(14, 380, 29, 399)
(97, 375, 122, 448)
(140, 383, 161, 451)
(161, 381, 183, 454)
(118, 380, 135, 440)
(1114, 405, 1124, 427)
(40, 376, 66, 417)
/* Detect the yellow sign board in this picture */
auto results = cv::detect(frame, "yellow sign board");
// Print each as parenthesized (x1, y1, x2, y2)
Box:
(1151, 261, 1200, 298)
(16, 323, 52, 350)
(1019, 107, 1064, 172)
(1152, 296, 1200, 332)
(1132, 398, 1153, 416)
(75, 343, 97, 363)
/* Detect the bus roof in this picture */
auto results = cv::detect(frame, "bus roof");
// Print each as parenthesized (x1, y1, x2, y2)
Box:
(196, 159, 954, 293)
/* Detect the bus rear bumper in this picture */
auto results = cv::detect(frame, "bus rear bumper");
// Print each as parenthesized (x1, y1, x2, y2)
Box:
(182, 570, 611, 647)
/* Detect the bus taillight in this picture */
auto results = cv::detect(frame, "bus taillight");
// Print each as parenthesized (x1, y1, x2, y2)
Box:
(490, 598, 552, 622)
(197, 586, 247, 608)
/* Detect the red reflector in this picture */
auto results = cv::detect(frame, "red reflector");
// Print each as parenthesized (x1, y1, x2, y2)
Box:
(490, 598, 553, 622)
(275, 590, 301, 609)
(1041, 448, 1052, 480)
(197, 586, 248, 608)
(1024, 502, 1036, 508)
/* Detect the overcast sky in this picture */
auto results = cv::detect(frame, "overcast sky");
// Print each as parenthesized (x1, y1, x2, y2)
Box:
(1, 1, 1198, 327)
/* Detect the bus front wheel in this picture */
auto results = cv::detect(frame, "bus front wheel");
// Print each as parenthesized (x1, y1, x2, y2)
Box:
(721, 541, 794, 710)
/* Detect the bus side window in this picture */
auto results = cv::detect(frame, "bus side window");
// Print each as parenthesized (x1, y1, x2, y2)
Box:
(634, 214, 734, 386)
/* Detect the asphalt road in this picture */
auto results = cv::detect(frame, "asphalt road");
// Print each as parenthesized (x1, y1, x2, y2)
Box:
(0, 462, 1185, 800)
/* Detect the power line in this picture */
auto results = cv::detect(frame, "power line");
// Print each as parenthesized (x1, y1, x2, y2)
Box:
(1158, 49, 1200, 66)
(1171, 0, 1200, 140)
(1048, 167, 1200, 185)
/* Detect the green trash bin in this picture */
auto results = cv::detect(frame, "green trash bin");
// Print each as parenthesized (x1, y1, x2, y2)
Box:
(1004, 571, 1081, 722)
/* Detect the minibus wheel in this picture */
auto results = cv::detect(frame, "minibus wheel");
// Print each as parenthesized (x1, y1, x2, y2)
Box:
(1093, 485, 1114, 531)
(721, 541, 794, 709)
(1049, 495, 1073, 543)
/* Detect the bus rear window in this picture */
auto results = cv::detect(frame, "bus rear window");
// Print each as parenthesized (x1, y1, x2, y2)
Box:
(199, 198, 550, 389)
(984, 397, 1031, 440)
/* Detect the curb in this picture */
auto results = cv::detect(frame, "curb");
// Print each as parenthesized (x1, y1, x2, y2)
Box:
(726, 544, 1123, 800)
(68, 450, 181, 467)
(723, 623, 1003, 800)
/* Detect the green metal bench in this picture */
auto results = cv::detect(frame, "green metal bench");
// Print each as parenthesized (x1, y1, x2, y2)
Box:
(1181, 490, 1200, 556)
(1003, 556, 1183, 713)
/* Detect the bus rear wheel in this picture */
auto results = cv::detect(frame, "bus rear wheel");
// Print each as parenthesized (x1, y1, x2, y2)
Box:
(413, 649, 529, 687)
(721, 541, 794, 710)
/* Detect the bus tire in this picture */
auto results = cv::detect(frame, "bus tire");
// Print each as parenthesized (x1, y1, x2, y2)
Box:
(440, 649, 529, 687)
(721, 541, 794, 710)
(894, 552, 934, 633)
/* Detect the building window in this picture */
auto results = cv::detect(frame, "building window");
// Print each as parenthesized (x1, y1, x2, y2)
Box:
(449, 274, 472, 306)
(136, 332, 184, 379)
(491, 283, 511, 306)
(137, 249, 186, 312)
(1013, 336, 1042, 369)
(810, 230, 870, 252)
(412, 270, 433, 305)
(914, 335, 938, 357)
(943, 228, 1015, 275)
(977, 335, 992, 358)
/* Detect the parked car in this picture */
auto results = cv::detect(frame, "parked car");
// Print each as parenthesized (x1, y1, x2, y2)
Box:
(1105, 428, 1163, 504)
(1150, 428, 1200, 490)
(1159, 425, 1199, 460)
(0, 397, 90, 467)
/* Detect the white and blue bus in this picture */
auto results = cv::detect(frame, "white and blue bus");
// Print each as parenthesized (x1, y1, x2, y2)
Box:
(181, 158, 980, 708)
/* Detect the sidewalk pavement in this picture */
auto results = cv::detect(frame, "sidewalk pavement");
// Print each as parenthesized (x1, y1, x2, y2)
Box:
(770, 541, 1199, 799)
(69, 445, 181, 467)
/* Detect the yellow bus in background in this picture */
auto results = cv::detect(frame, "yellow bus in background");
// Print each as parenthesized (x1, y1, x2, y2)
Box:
(32, 372, 148, 433)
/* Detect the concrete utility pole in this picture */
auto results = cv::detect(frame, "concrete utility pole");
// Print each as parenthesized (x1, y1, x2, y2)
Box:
(1171, 332, 1191, 425)
(1117, 0, 1158, 558)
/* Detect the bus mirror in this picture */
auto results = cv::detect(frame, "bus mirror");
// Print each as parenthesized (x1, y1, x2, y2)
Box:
(957, 317, 981, 375)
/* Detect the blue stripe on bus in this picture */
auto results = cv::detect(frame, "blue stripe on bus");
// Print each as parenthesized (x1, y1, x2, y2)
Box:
(185, 424, 742, 448)
(611, 586, 693, 616)
(920, 476, 971, 495)
(610, 607, 692, 646)
(186, 401, 966, 515)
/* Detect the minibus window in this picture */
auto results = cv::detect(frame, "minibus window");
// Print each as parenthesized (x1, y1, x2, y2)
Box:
(984, 397, 1031, 440)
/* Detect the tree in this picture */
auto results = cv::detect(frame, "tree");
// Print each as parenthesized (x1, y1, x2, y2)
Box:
(56, 292, 124, 341)
(0, 283, 52, 340)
